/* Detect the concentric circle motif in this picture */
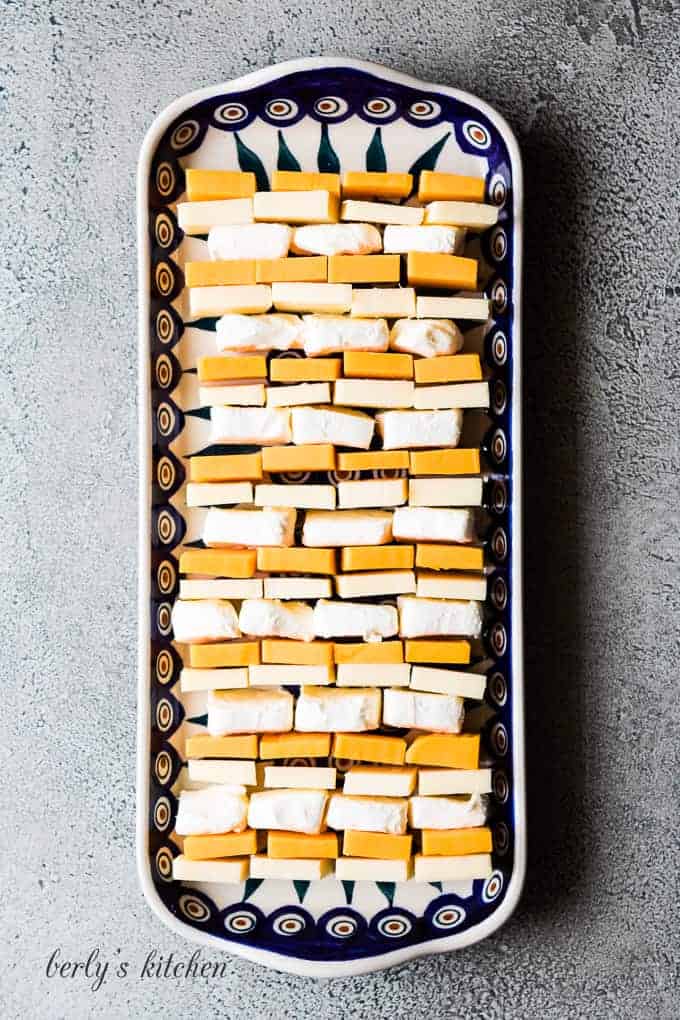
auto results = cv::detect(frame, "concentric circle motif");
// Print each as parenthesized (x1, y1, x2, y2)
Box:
(156, 456, 176, 492)
(409, 98, 441, 120)
(373, 467, 407, 480)
(283, 756, 316, 768)
(327, 469, 360, 485)
(430, 903, 466, 930)
(155, 161, 175, 198)
(462, 119, 492, 150)
(214, 102, 249, 126)
(155, 697, 174, 733)
(490, 428, 507, 465)
(278, 470, 312, 484)
(154, 212, 175, 250)
(265, 98, 299, 122)
(156, 402, 176, 438)
(332, 757, 357, 774)
(324, 912, 360, 939)
(223, 907, 259, 936)
(491, 279, 508, 313)
(170, 120, 200, 151)
(154, 262, 174, 298)
(488, 670, 507, 707)
(490, 480, 507, 515)
(155, 354, 174, 390)
(491, 574, 508, 611)
(363, 97, 397, 119)
(491, 379, 507, 416)
(491, 527, 508, 563)
(155, 647, 175, 685)
(156, 509, 177, 546)
(154, 749, 173, 784)
(489, 172, 507, 207)
(493, 769, 510, 804)
(179, 893, 211, 924)
(153, 795, 172, 832)
(490, 227, 507, 262)
(481, 869, 504, 904)
(155, 845, 174, 883)
(155, 308, 176, 345)
(374, 910, 414, 939)
(271, 910, 308, 937)
(490, 621, 508, 658)
(490, 329, 508, 366)
(314, 96, 349, 118)
(276, 349, 304, 359)
(493, 821, 510, 856)
(490, 720, 509, 756)
(156, 601, 172, 637)
(156, 559, 177, 595)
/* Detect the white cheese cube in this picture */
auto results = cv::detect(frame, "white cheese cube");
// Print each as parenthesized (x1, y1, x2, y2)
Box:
(410, 665, 486, 700)
(292, 222, 382, 256)
(416, 296, 491, 321)
(175, 784, 248, 835)
(377, 409, 462, 450)
(177, 198, 253, 234)
(302, 510, 393, 547)
(343, 767, 417, 797)
(335, 857, 412, 881)
(272, 282, 352, 314)
(186, 482, 254, 508)
(208, 222, 292, 260)
(171, 598, 240, 643)
(254, 189, 339, 224)
(408, 477, 484, 508)
(263, 577, 333, 601)
(238, 599, 315, 641)
(207, 688, 294, 735)
(178, 579, 264, 600)
(383, 225, 464, 254)
(416, 572, 488, 601)
(215, 313, 302, 353)
(341, 199, 423, 225)
(390, 318, 464, 358)
(266, 382, 331, 407)
(264, 766, 337, 790)
(392, 506, 475, 543)
(301, 315, 389, 356)
(333, 378, 414, 409)
(413, 853, 492, 882)
(336, 663, 411, 687)
(295, 686, 381, 732)
(199, 384, 265, 407)
(255, 483, 336, 510)
(313, 599, 398, 641)
(247, 789, 328, 833)
(351, 288, 416, 319)
(203, 507, 296, 547)
(210, 406, 291, 445)
(398, 595, 483, 638)
(172, 855, 249, 883)
(337, 478, 408, 509)
(187, 760, 259, 786)
(414, 381, 490, 410)
(382, 688, 464, 733)
(250, 856, 333, 880)
(189, 285, 272, 318)
(417, 768, 492, 796)
(424, 200, 499, 228)
(180, 667, 249, 692)
(409, 793, 488, 829)
(326, 794, 408, 834)
(335, 571, 415, 599)
(249, 664, 333, 687)
(291, 406, 374, 449)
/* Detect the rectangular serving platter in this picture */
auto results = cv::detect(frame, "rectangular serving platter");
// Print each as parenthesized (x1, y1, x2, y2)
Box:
(137, 57, 525, 977)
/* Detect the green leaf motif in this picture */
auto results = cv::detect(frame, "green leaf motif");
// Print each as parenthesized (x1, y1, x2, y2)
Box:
(235, 132, 269, 191)
(376, 881, 396, 906)
(184, 316, 218, 331)
(365, 127, 386, 172)
(429, 881, 443, 893)
(243, 878, 263, 900)
(277, 130, 301, 171)
(408, 131, 451, 182)
(317, 124, 340, 174)
(186, 713, 207, 727)
(293, 880, 310, 903)
(341, 880, 355, 905)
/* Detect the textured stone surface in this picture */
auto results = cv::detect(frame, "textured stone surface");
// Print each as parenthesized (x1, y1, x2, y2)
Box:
(2, 1, 679, 1017)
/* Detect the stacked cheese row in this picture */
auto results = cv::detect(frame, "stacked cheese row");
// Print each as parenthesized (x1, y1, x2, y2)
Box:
(170, 167, 499, 885)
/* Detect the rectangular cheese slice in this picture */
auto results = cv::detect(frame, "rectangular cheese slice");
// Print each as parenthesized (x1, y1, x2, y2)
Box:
(261, 639, 334, 666)
(189, 452, 263, 483)
(414, 354, 483, 384)
(340, 545, 414, 572)
(184, 830, 260, 861)
(248, 789, 328, 833)
(266, 381, 331, 407)
(256, 256, 327, 283)
(341, 199, 423, 225)
(179, 578, 264, 600)
(203, 507, 296, 548)
(300, 315, 389, 355)
(272, 282, 352, 313)
(334, 379, 414, 409)
(343, 766, 417, 798)
(333, 641, 404, 664)
(383, 688, 464, 733)
(326, 794, 408, 833)
(416, 571, 488, 601)
(392, 507, 474, 544)
(189, 285, 272, 318)
(351, 287, 416, 318)
(341, 171, 412, 200)
(408, 477, 484, 507)
(197, 354, 267, 382)
(253, 189, 339, 224)
(264, 766, 337, 790)
(185, 169, 255, 201)
(378, 409, 463, 450)
(343, 830, 412, 860)
(261, 444, 336, 473)
(405, 732, 480, 768)
(414, 381, 490, 410)
(337, 450, 410, 472)
(337, 478, 408, 508)
(416, 296, 491, 320)
(328, 254, 400, 283)
(210, 406, 291, 445)
(199, 383, 265, 407)
(176, 198, 253, 234)
(332, 732, 406, 765)
(404, 639, 471, 665)
(250, 856, 333, 880)
(257, 546, 337, 575)
(259, 732, 331, 759)
(263, 577, 333, 601)
(398, 595, 483, 639)
(409, 448, 481, 476)
(302, 510, 393, 547)
(185, 482, 254, 508)
(187, 642, 260, 668)
(335, 571, 415, 599)
(313, 600, 398, 641)
(187, 759, 259, 785)
(424, 200, 499, 228)
(343, 352, 413, 380)
(295, 686, 382, 732)
(267, 831, 339, 858)
(336, 663, 411, 687)
(179, 549, 257, 578)
(185, 260, 256, 288)
(255, 483, 336, 509)
(410, 664, 486, 700)
(269, 357, 342, 382)
(412, 793, 489, 832)
(272, 170, 341, 196)
(413, 853, 493, 881)
(172, 855, 249, 883)
(335, 857, 412, 881)
(180, 667, 249, 692)
(185, 734, 259, 759)
(420, 827, 493, 856)
(291, 406, 374, 449)
(418, 171, 486, 204)
(406, 252, 478, 291)
(418, 768, 493, 796)
(249, 663, 333, 687)
(208, 687, 294, 735)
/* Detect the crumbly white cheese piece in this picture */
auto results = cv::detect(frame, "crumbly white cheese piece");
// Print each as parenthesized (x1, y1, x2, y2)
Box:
(254, 483, 336, 510)
(383, 225, 464, 254)
(203, 507, 296, 547)
(398, 595, 484, 638)
(215, 313, 302, 353)
(292, 222, 382, 255)
(300, 315, 389, 356)
(170, 598, 240, 643)
(174, 784, 248, 835)
(291, 406, 374, 449)
(210, 406, 291, 445)
(413, 382, 490, 410)
(377, 409, 463, 449)
(410, 665, 486, 700)
(326, 794, 408, 834)
(336, 663, 411, 687)
(266, 382, 331, 407)
(178, 198, 254, 235)
(382, 688, 465, 733)
(424, 200, 499, 228)
(247, 789, 328, 834)
(408, 478, 484, 508)
(207, 688, 294, 735)
(417, 768, 492, 796)
(389, 318, 464, 358)
(392, 506, 475, 544)
(337, 478, 408, 508)
(313, 599, 398, 641)
(333, 379, 414, 409)
(302, 510, 393, 547)
(295, 686, 381, 732)
(207, 222, 292, 260)
(238, 599, 315, 642)
(335, 571, 415, 599)
(340, 200, 423, 226)
(186, 482, 254, 508)
(343, 767, 417, 797)
(187, 759, 258, 786)
(408, 793, 488, 829)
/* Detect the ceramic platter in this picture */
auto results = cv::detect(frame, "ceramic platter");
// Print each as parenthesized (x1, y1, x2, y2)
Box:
(137, 57, 525, 977)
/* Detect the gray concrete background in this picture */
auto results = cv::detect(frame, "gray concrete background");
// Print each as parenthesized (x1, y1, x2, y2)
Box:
(1, 1, 679, 1017)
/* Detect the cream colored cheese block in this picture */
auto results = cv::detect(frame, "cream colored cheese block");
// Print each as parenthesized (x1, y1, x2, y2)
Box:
(239, 600, 315, 641)
(410, 665, 487, 700)
(413, 853, 492, 882)
(255, 483, 336, 509)
(175, 784, 248, 835)
(187, 759, 259, 786)
(291, 406, 374, 449)
(266, 382, 331, 407)
(341, 199, 423, 225)
(335, 571, 415, 599)
(263, 577, 333, 601)
(292, 222, 382, 255)
(300, 315, 389, 356)
(336, 663, 411, 687)
(208, 223, 292, 260)
(392, 506, 475, 543)
(326, 794, 408, 834)
(389, 318, 464, 358)
(417, 767, 492, 796)
(250, 856, 333, 880)
(253, 189, 339, 224)
(409, 793, 488, 829)
(302, 510, 393, 547)
(248, 789, 328, 833)
(383, 225, 464, 254)
(337, 478, 408, 509)
(172, 855, 249, 883)
(177, 198, 254, 234)
(188, 285, 272, 318)
(416, 572, 488, 601)
(180, 667, 249, 692)
(203, 506, 296, 547)
(416, 296, 491, 320)
(377, 409, 463, 450)
(351, 287, 416, 319)
(333, 378, 414, 409)
(398, 595, 484, 639)
(382, 688, 465, 733)
(272, 282, 352, 314)
(215, 313, 302, 353)
(295, 686, 382, 732)
(343, 766, 417, 797)
(186, 482, 254, 507)
(408, 477, 484, 508)
(171, 599, 240, 643)
(210, 406, 291, 445)
(199, 384, 266, 407)
(264, 766, 337, 790)
(335, 857, 412, 881)
(424, 200, 499, 228)
(313, 599, 398, 641)
(207, 688, 294, 735)
(249, 664, 333, 686)
(413, 381, 490, 410)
